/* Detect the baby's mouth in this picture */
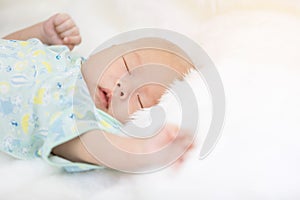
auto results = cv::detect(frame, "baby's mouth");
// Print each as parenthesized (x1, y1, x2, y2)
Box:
(98, 87, 111, 109)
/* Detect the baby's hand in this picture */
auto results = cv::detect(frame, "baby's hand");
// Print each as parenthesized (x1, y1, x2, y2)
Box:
(42, 13, 81, 50)
(144, 124, 195, 170)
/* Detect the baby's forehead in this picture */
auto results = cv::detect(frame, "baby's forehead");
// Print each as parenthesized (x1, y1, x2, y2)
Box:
(91, 37, 189, 59)
(91, 37, 193, 74)
(111, 38, 189, 57)
(125, 48, 192, 74)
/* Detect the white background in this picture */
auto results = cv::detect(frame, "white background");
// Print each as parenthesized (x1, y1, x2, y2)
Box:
(0, 0, 300, 199)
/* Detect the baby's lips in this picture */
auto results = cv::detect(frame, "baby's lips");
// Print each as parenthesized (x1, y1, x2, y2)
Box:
(101, 87, 112, 107)
(97, 86, 108, 109)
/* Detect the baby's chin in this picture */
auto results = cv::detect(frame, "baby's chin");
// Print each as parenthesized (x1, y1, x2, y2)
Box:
(107, 106, 130, 124)
(96, 104, 120, 119)
(94, 100, 109, 113)
(95, 100, 131, 123)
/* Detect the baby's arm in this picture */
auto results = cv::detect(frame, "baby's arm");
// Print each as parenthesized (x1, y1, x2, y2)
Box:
(52, 124, 194, 170)
(3, 13, 81, 50)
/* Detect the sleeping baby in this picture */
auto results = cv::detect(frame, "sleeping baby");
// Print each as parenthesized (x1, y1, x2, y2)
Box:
(0, 13, 195, 173)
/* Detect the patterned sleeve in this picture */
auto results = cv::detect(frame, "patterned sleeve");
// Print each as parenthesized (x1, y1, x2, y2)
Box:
(0, 38, 123, 173)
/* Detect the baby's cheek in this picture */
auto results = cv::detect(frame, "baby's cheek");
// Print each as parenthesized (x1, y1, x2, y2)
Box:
(94, 98, 102, 110)
(93, 92, 106, 112)
(107, 92, 144, 121)
(120, 94, 139, 115)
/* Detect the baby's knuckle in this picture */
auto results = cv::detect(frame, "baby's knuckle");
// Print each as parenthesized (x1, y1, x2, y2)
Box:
(60, 13, 70, 19)
(62, 19, 72, 28)
(74, 27, 80, 34)
(67, 20, 73, 27)
(77, 36, 82, 44)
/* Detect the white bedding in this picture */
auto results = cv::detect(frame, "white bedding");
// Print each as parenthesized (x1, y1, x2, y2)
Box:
(0, 0, 300, 199)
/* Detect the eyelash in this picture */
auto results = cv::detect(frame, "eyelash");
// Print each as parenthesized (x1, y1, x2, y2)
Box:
(122, 56, 131, 74)
(137, 94, 144, 108)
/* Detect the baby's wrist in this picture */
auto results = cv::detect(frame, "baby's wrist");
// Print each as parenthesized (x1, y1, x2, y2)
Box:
(39, 21, 50, 44)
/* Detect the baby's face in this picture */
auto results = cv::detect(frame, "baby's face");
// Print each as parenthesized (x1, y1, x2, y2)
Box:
(82, 40, 192, 122)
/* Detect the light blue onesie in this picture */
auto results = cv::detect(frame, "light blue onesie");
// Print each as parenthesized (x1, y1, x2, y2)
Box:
(0, 38, 122, 172)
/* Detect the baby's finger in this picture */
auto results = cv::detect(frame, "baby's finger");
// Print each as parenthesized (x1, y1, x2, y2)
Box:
(56, 19, 76, 34)
(66, 44, 75, 51)
(172, 157, 185, 171)
(53, 13, 70, 26)
(63, 36, 82, 46)
(60, 26, 80, 39)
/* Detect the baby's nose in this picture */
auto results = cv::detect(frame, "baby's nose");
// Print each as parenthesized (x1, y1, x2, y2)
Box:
(115, 81, 129, 99)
